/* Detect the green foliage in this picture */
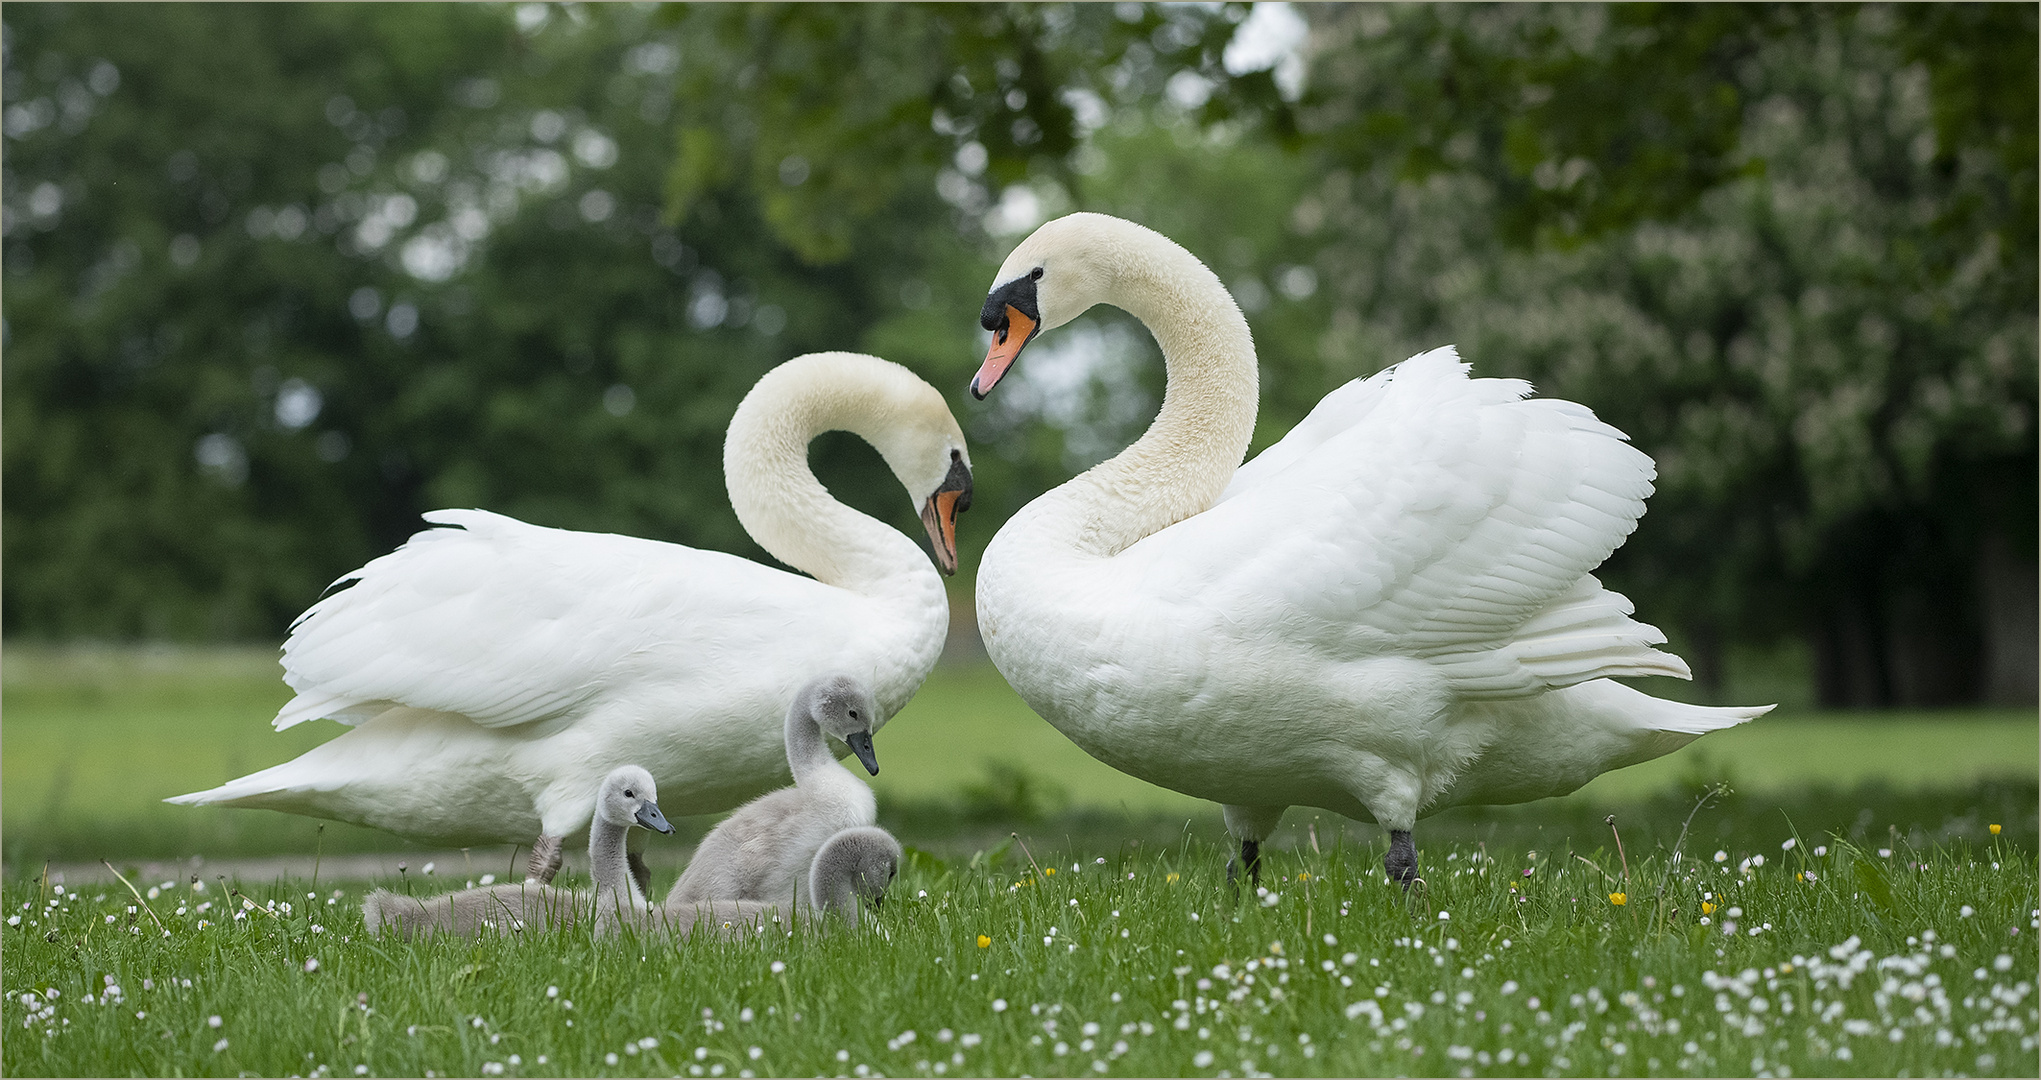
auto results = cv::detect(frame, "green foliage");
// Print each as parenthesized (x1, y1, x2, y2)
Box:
(1290, 4, 1784, 247)
(1184, 4, 2039, 703)
(4, 4, 2032, 712)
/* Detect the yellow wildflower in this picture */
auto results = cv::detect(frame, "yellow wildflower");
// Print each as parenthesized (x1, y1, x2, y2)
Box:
(1608, 892, 1627, 906)
(1990, 823, 2002, 835)
(1297, 872, 1310, 882)
(1044, 867, 1055, 876)
(1701, 901, 1716, 915)
(1165, 872, 1180, 883)
(1795, 872, 1805, 882)
(976, 934, 991, 949)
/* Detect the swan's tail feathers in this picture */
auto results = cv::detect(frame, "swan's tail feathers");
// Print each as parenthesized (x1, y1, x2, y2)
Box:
(1570, 677, 1772, 737)
(164, 765, 295, 809)
(1635, 695, 1774, 736)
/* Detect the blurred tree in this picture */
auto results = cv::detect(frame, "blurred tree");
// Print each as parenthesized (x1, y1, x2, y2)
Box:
(5, 2, 2032, 712)
(0, 6, 926, 639)
(1203, 3, 2037, 705)
(0, 1, 1241, 642)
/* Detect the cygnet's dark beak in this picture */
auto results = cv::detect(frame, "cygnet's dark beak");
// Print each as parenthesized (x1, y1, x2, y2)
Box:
(635, 800, 675, 834)
(845, 731, 879, 776)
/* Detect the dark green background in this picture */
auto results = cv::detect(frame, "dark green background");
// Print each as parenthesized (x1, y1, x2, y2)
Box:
(5, 3, 2034, 707)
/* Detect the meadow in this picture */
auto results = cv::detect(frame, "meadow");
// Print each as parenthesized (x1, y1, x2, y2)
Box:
(4, 816, 2036, 1077)
(4, 646, 2038, 1076)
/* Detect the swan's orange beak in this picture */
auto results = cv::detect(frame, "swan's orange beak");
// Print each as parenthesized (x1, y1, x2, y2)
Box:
(971, 304, 1037, 399)
(917, 453, 973, 575)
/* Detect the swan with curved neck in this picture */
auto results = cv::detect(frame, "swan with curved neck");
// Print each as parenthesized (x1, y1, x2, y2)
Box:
(172, 353, 971, 882)
(971, 213, 1768, 886)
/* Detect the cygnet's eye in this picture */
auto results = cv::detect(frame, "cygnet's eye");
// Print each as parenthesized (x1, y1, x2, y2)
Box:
(624, 788, 635, 798)
(847, 709, 858, 719)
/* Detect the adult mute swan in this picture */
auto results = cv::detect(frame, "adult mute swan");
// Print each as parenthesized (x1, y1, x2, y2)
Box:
(968, 213, 1768, 886)
(172, 352, 971, 882)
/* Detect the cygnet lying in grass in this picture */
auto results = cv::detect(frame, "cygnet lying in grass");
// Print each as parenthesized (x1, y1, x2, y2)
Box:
(362, 765, 672, 939)
(620, 824, 902, 939)
(662, 674, 880, 911)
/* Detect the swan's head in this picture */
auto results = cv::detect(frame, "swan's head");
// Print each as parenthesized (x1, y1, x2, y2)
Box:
(809, 825, 902, 921)
(865, 388, 973, 578)
(749, 352, 973, 575)
(798, 672, 883, 776)
(595, 765, 674, 835)
(973, 212, 1144, 399)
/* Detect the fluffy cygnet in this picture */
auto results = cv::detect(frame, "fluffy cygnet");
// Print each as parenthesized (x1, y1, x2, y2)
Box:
(363, 766, 671, 939)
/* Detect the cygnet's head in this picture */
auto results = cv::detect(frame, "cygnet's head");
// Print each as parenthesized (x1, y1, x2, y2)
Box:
(974, 212, 1173, 398)
(809, 825, 902, 918)
(594, 765, 674, 835)
(799, 673, 883, 776)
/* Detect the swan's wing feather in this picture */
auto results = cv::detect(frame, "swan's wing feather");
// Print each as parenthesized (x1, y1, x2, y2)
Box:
(1140, 348, 1685, 697)
(274, 509, 829, 730)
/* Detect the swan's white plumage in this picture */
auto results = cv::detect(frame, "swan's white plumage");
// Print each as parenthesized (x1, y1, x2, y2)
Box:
(973, 214, 1766, 841)
(1173, 347, 1688, 700)
(274, 509, 896, 732)
(170, 353, 966, 846)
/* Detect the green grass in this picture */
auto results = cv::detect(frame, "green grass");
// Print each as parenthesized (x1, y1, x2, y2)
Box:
(6, 646, 2036, 1076)
(4, 818, 2035, 1077)
(4, 645, 2036, 865)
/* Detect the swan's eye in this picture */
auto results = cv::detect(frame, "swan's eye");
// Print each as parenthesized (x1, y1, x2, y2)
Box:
(1030, 266, 1043, 281)
(624, 789, 635, 798)
(951, 448, 962, 463)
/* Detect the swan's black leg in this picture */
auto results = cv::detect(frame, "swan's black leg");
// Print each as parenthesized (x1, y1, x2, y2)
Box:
(1384, 829, 1419, 889)
(527, 834, 564, 884)
(1225, 839, 1262, 888)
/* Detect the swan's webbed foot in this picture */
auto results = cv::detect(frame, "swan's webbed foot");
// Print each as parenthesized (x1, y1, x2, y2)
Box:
(1385, 829, 1419, 890)
(527, 834, 564, 884)
(1225, 839, 1262, 889)
(627, 851, 653, 903)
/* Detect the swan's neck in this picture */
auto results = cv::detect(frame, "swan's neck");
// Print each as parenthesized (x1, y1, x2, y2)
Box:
(783, 705, 837, 785)
(588, 819, 638, 906)
(725, 378, 930, 596)
(1054, 233, 1258, 556)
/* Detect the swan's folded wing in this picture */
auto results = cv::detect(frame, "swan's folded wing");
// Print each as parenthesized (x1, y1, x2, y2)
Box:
(1138, 348, 1685, 698)
(273, 508, 828, 730)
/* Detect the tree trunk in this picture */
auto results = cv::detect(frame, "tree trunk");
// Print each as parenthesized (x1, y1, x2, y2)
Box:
(1977, 532, 2039, 706)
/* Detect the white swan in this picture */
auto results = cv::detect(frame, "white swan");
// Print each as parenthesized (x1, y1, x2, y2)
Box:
(662, 674, 879, 910)
(361, 765, 673, 939)
(171, 353, 971, 881)
(968, 213, 1769, 885)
